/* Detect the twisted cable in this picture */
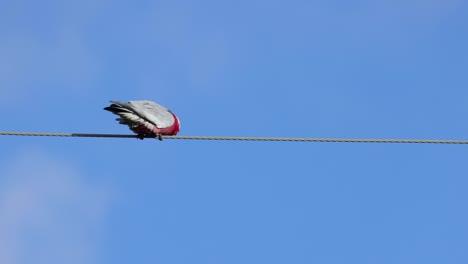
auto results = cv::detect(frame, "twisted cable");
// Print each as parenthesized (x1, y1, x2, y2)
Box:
(1, 131, 467, 144)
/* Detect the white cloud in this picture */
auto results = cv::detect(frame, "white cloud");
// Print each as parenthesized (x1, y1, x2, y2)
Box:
(0, 149, 111, 264)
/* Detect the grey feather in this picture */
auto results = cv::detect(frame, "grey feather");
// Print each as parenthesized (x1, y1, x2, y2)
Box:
(106, 100, 175, 128)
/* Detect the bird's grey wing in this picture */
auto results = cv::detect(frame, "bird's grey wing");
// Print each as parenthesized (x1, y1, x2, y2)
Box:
(127, 100, 175, 128)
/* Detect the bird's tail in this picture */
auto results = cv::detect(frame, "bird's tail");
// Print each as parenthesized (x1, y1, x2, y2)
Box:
(104, 101, 141, 125)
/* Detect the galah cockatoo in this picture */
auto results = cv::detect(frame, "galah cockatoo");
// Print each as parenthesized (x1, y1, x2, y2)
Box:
(104, 100, 180, 140)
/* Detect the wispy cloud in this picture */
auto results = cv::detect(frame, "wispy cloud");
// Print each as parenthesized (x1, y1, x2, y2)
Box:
(0, 149, 111, 264)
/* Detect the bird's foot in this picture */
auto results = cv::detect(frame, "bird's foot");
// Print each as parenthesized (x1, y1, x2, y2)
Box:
(156, 134, 163, 141)
(137, 134, 145, 140)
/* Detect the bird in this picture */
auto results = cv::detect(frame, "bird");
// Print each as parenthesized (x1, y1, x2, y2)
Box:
(104, 100, 180, 140)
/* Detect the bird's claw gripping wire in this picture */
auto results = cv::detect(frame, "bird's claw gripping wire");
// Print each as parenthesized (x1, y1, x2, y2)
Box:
(136, 134, 162, 141)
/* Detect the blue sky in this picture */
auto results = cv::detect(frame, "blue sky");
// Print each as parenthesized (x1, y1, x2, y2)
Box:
(1, 0, 468, 263)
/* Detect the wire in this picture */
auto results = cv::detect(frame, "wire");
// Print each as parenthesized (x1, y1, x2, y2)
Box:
(1, 131, 467, 144)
